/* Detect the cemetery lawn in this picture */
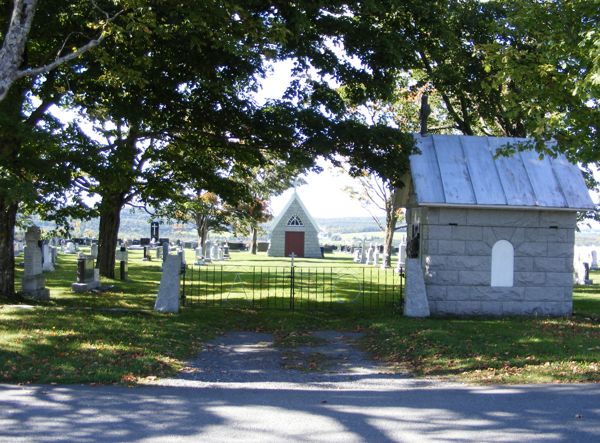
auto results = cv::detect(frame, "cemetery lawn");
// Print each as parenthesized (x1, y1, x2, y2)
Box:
(0, 252, 600, 384)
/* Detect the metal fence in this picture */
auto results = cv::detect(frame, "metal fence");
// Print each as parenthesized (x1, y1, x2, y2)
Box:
(181, 265, 404, 311)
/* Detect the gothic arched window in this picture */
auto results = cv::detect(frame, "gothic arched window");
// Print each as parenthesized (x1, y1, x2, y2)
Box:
(287, 215, 303, 226)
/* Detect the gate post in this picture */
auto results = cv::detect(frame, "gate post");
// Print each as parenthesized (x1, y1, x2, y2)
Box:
(289, 253, 297, 310)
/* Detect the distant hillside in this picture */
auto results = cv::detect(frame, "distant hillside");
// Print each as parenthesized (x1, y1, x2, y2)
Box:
(23, 210, 388, 240)
(313, 217, 386, 234)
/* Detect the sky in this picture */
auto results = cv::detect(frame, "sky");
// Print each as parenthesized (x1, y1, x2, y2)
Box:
(268, 160, 385, 219)
(258, 61, 385, 219)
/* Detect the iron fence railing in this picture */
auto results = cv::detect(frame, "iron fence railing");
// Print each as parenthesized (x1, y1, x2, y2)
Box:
(181, 265, 404, 311)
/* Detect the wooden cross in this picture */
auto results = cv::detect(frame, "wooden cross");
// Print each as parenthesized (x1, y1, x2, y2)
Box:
(289, 252, 297, 266)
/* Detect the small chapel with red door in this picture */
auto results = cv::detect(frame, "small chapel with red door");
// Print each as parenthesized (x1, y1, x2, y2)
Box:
(267, 191, 321, 258)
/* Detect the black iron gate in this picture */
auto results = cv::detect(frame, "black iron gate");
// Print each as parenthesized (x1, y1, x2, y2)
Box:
(181, 264, 404, 311)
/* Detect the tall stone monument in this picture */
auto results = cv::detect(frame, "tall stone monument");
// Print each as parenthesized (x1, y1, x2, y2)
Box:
(22, 226, 50, 301)
(155, 254, 182, 313)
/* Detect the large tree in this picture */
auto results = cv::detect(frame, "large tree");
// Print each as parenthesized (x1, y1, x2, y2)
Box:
(67, 1, 414, 278)
(0, 0, 126, 299)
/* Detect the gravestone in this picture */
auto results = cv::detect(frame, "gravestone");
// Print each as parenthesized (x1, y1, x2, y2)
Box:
(14, 240, 24, 257)
(71, 255, 100, 292)
(150, 221, 159, 243)
(218, 245, 224, 260)
(353, 248, 362, 263)
(90, 244, 98, 259)
(162, 242, 169, 262)
(373, 248, 380, 266)
(22, 226, 50, 301)
(194, 246, 205, 265)
(203, 240, 212, 262)
(211, 243, 220, 261)
(115, 247, 128, 281)
(360, 239, 367, 264)
(64, 241, 77, 254)
(396, 243, 406, 273)
(592, 250, 598, 270)
(404, 258, 430, 317)
(42, 244, 54, 272)
(155, 246, 162, 260)
(365, 244, 375, 265)
(51, 245, 57, 264)
(223, 244, 230, 260)
(154, 254, 182, 313)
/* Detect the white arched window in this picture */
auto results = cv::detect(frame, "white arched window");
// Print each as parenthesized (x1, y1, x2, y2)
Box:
(491, 240, 514, 287)
(287, 215, 303, 226)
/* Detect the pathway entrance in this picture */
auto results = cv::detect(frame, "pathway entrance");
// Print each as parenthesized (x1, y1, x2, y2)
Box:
(160, 331, 403, 386)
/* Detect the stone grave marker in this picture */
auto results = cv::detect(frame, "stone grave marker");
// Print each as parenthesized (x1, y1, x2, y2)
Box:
(71, 255, 100, 292)
(22, 226, 50, 301)
(404, 258, 430, 317)
(64, 241, 77, 254)
(90, 244, 98, 259)
(353, 247, 362, 263)
(365, 244, 375, 265)
(373, 247, 380, 266)
(14, 240, 24, 257)
(203, 240, 212, 262)
(115, 247, 128, 280)
(154, 254, 182, 313)
(211, 243, 220, 261)
(162, 241, 169, 262)
(223, 244, 230, 260)
(194, 246, 204, 265)
(42, 243, 54, 272)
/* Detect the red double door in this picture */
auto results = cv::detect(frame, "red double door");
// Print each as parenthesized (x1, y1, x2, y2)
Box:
(284, 231, 305, 257)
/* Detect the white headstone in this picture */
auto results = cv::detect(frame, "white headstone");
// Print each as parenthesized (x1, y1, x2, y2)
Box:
(154, 254, 182, 313)
(211, 243, 220, 261)
(90, 244, 98, 259)
(42, 244, 54, 272)
(22, 226, 49, 300)
(203, 240, 212, 262)
(360, 239, 367, 263)
(115, 249, 128, 262)
(223, 244, 230, 259)
(365, 244, 375, 265)
(404, 258, 430, 317)
(64, 242, 76, 254)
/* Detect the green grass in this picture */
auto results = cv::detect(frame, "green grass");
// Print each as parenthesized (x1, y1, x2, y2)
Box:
(2, 251, 600, 384)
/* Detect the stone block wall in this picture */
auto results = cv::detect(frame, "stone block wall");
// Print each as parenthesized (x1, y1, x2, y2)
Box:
(268, 199, 321, 258)
(420, 207, 576, 316)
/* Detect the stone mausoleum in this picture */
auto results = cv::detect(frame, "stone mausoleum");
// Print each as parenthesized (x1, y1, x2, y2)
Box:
(400, 134, 595, 316)
(268, 191, 321, 258)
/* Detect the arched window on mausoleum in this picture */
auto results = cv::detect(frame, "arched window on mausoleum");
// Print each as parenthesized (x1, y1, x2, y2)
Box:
(491, 240, 514, 287)
(287, 215, 304, 226)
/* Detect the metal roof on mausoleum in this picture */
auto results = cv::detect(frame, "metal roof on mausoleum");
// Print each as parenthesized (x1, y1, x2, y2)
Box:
(410, 134, 595, 211)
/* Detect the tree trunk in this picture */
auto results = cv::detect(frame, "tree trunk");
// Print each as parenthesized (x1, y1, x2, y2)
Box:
(194, 213, 209, 249)
(97, 193, 124, 278)
(382, 187, 403, 269)
(250, 226, 258, 254)
(0, 198, 18, 299)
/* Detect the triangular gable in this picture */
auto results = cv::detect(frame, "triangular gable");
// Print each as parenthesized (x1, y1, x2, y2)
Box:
(271, 191, 320, 232)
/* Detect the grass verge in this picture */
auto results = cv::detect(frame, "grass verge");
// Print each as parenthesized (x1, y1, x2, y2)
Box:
(2, 251, 600, 384)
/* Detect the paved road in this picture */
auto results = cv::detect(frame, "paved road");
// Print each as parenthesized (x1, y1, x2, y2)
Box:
(1, 332, 599, 442)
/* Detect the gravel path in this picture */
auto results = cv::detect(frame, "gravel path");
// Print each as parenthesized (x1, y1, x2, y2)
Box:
(158, 330, 413, 389)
